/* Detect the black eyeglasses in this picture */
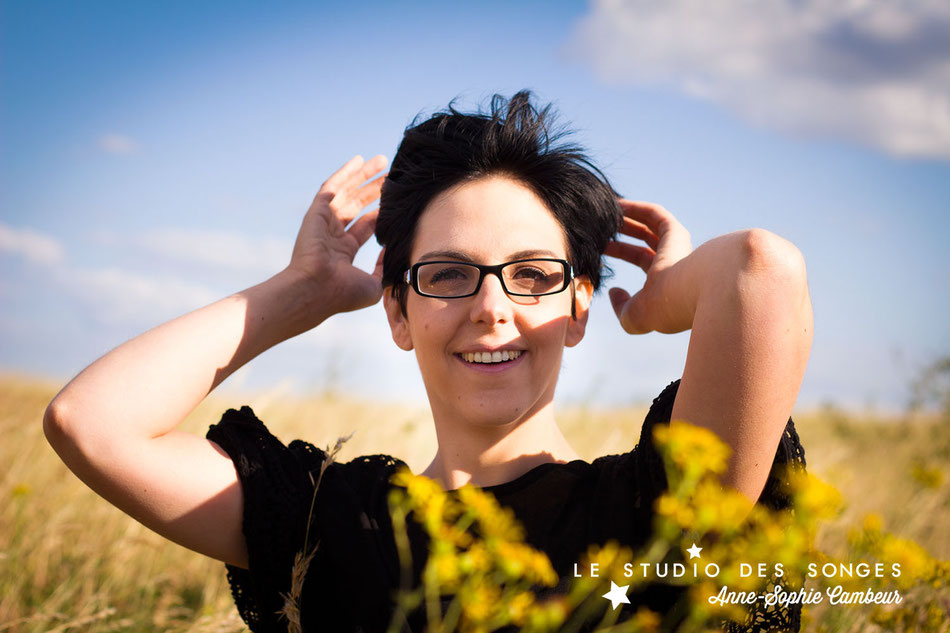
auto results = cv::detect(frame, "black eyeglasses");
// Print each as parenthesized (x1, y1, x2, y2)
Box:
(403, 258, 574, 299)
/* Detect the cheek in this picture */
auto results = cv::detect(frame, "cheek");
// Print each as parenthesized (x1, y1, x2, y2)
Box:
(522, 312, 573, 351)
(410, 309, 454, 351)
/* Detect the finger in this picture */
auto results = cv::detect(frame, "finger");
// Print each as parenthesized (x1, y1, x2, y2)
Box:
(609, 287, 647, 335)
(608, 287, 630, 320)
(338, 171, 388, 224)
(348, 269, 384, 311)
(372, 247, 385, 282)
(605, 240, 655, 273)
(320, 155, 365, 194)
(618, 216, 660, 250)
(334, 154, 388, 201)
(327, 156, 387, 223)
(619, 199, 692, 262)
(346, 208, 379, 248)
(618, 199, 675, 233)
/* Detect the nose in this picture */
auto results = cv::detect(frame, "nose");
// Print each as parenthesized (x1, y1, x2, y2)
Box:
(469, 271, 513, 325)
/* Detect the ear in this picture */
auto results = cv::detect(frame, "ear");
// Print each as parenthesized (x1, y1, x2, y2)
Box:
(383, 286, 414, 351)
(565, 276, 593, 348)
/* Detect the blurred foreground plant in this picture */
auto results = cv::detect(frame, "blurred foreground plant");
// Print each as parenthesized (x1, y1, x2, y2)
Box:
(385, 420, 950, 633)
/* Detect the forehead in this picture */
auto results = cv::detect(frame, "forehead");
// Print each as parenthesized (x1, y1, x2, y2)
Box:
(411, 176, 568, 262)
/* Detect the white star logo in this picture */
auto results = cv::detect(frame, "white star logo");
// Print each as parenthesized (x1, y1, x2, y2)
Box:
(601, 580, 631, 610)
(687, 543, 703, 559)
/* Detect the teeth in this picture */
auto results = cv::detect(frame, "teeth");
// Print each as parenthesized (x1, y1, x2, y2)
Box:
(462, 350, 522, 364)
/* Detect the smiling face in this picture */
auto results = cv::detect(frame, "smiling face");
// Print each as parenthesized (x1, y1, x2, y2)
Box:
(384, 175, 593, 429)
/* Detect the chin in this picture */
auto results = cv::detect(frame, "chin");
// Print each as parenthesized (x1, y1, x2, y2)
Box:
(453, 390, 546, 428)
(420, 368, 557, 429)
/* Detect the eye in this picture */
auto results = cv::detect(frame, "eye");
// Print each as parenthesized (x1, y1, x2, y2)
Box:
(511, 265, 550, 281)
(429, 266, 470, 282)
(504, 260, 565, 294)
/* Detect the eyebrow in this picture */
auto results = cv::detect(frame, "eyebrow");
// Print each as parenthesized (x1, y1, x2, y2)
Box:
(417, 249, 562, 262)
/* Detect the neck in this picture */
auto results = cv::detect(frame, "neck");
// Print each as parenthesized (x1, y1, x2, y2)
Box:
(420, 398, 581, 490)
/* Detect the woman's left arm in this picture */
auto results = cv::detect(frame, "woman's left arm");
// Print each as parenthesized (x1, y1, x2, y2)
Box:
(607, 200, 813, 503)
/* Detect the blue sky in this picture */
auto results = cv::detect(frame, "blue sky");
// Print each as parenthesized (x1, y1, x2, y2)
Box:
(2, 0, 948, 411)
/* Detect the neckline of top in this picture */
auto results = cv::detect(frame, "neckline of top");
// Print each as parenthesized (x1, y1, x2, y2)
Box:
(390, 457, 592, 497)
(476, 458, 590, 496)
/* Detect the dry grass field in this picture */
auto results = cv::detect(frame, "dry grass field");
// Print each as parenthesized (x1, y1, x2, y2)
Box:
(1, 373, 947, 632)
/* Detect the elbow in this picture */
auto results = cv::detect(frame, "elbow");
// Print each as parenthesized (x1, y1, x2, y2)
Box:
(736, 229, 811, 317)
(44, 396, 70, 448)
(737, 229, 808, 287)
(736, 228, 814, 346)
(44, 394, 81, 452)
(44, 395, 95, 472)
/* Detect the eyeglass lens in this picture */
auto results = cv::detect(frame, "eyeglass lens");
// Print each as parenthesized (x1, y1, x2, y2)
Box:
(416, 260, 566, 297)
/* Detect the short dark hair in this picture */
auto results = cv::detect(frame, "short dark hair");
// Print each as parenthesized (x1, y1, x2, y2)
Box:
(375, 90, 622, 315)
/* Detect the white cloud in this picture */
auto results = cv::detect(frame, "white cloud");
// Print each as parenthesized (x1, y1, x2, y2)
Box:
(0, 221, 220, 323)
(567, 0, 950, 158)
(0, 222, 64, 265)
(94, 227, 291, 275)
(299, 304, 394, 353)
(60, 225, 296, 323)
(98, 133, 139, 155)
(295, 304, 426, 400)
(60, 267, 218, 324)
(137, 228, 290, 274)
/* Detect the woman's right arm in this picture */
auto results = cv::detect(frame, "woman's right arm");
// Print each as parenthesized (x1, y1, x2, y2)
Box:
(43, 154, 388, 569)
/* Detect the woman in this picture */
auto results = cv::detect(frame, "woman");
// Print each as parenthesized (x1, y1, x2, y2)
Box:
(44, 92, 812, 632)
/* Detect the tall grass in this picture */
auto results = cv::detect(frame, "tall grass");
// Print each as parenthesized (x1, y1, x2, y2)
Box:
(1, 373, 947, 632)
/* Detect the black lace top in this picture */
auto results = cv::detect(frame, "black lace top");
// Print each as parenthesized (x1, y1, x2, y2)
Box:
(206, 379, 807, 632)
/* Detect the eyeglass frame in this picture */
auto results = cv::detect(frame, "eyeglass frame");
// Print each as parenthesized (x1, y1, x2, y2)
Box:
(402, 258, 575, 299)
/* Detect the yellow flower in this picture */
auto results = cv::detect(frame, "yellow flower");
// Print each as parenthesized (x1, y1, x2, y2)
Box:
(525, 598, 568, 631)
(656, 493, 678, 518)
(784, 468, 844, 520)
(878, 534, 935, 591)
(428, 548, 461, 589)
(910, 461, 944, 489)
(458, 542, 493, 575)
(460, 579, 502, 623)
(578, 541, 634, 585)
(421, 492, 448, 530)
(392, 467, 443, 507)
(631, 607, 662, 632)
(507, 590, 535, 625)
(653, 420, 732, 479)
(437, 523, 474, 549)
(862, 512, 883, 533)
(456, 484, 525, 541)
(656, 493, 697, 529)
(494, 542, 557, 586)
(691, 480, 755, 534)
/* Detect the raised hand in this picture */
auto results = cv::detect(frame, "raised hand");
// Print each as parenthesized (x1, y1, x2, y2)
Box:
(605, 199, 694, 335)
(285, 154, 388, 316)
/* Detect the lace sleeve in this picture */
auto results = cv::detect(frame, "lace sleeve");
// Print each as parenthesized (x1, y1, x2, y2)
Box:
(638, 379, 808, 633)
(206, 406, 325, 633)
